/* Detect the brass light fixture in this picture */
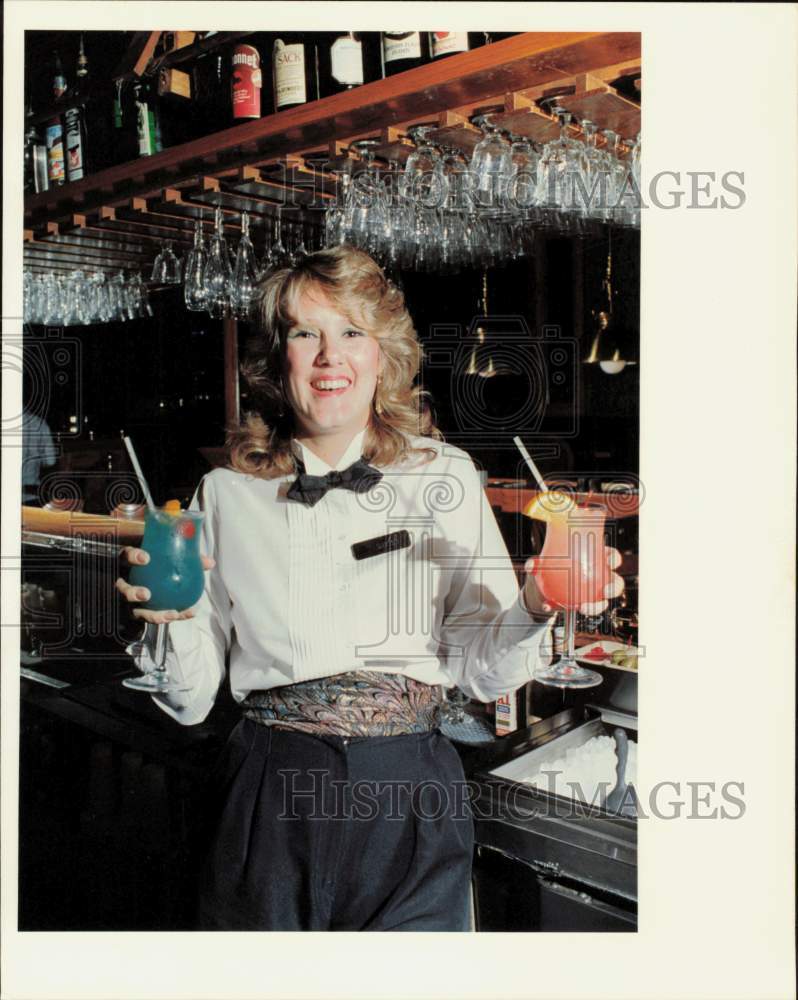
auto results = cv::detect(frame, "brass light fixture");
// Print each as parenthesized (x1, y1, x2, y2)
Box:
(467, 271, 499, 378)
(584, 233, 637, 375)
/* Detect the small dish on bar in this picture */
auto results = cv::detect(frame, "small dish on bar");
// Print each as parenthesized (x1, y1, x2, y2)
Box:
(575, 640, 640, 671)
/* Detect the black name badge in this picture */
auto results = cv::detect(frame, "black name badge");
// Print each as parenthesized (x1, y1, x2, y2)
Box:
(351, 530, 411, 561)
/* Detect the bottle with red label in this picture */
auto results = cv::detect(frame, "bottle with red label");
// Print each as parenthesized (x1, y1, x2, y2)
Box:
(380, 31, 430, 77)
(272, 34, 319, 112)
(231, 42, 262, 119)
(429, 31, 487, 60)
(494, 683, 529, 737)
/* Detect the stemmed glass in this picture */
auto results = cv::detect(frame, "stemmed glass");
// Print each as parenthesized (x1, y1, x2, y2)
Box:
(400, 127, 447, 272)
(267, 209, 291, 271)
(442, 687, 470, 725)
(400, 126, 446, 208)
(601, 130, 629, 226)
(184, 219, 208, 312)
(293, 220, 311, 262)
(128, 273, 153, 319)
(150, 241, 182, 285)
(345, 139, 389, 258)
(471, 115, 513, 215)
(578, 120, 611, 223)
(124, 506, 206, 693)
(536, 105, 588, 230)
(436, 145, 473, 273)
(203, 207, 233, 318)
(503, 133, 540, 257)
(618, 132, 641, 228)
(528, 497, 610, 689)
(229, 211, 259, 319)
(325, 170, 350, 249)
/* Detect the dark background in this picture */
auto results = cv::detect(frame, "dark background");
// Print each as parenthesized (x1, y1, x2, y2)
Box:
(31, 229, 639, 504)
(23, 28, 639, 505)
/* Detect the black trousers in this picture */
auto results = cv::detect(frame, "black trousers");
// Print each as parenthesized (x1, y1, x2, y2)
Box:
(197, 720, 474, 931)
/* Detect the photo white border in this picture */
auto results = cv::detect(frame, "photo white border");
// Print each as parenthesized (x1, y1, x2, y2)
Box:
(3, 3, 796, 999)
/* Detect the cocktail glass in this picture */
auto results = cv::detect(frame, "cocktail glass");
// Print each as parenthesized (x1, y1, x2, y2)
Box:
(525, 493, 609, 688)
(124, 506, 206, 693)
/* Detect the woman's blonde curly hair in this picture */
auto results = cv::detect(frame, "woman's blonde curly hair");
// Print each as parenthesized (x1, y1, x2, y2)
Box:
(227, 245, 441, 477)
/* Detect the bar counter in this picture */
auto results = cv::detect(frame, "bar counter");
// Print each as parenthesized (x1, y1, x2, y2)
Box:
(20, 654, 240, 930)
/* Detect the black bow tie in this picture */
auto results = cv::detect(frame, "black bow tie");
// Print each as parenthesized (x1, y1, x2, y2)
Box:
(286, 457, 383, 507)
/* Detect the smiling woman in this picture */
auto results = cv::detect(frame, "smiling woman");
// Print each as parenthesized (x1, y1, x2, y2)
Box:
(120, 242, 622, 931)
(228, 245, 442, 477)
(283, 287, 383, 459)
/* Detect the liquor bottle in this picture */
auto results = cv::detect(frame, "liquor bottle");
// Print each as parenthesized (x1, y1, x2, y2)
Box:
(272, 34, 319, 112)
(23, 108, 35, 193)
(44, 113, 66, 186)
(317, 32, 380, 97)
(231, 41, 262, 120)
(24, 102, 48, 193)
(380, 31, 430, 77)
(494, 683, 529, 737)
(52, 50, 68, 102)
(429, 31, 487, 60)
(157, 65, 195, 146)
(64, 35, 90, 182)
(192, 50, 229, 136)
(111, 78, 139, 165)
(133, 80, 162, 157)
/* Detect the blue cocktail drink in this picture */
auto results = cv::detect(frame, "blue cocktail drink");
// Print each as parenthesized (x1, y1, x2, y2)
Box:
(124, 505, 206, 693)
(129, 508, 205, 611)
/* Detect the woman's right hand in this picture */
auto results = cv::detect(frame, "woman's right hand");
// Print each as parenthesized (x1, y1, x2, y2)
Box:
(116, 547, 216, 626)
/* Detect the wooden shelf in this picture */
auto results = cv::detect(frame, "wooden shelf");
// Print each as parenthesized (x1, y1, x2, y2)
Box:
(23, 32, 640, 275)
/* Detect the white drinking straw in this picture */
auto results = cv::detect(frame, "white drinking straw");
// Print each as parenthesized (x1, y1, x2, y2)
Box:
(512, 436, 547, 492)
(123, 436, 156, 512)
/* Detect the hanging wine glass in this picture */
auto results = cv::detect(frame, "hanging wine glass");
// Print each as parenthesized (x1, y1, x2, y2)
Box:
(535, 105, 586, 232)
(268, 209, 291, 270)
(150, 240, 182, 285)
(578, 120, 610, 224)
(184, 219, 208, 312)
(203, 206, 233, 318)
(400, 126, 442, 205)
(229, 211, 259, 320)
(601, 130, 628, 227)
(617, 132, 641, 229)
(346, 139, 389, 259)
(470, 115, 513, 215)
(293, 220, 310, 262)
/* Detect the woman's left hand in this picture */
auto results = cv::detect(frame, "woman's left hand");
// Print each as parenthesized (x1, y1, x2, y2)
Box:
(522, 547, 625, 617)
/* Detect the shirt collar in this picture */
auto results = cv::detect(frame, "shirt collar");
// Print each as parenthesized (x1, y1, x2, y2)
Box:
(291, 428, 367, 476)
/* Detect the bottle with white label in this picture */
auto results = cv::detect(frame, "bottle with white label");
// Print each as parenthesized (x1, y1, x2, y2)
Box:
(494, 683, 528, 737)
(380, 31, 430, 77)
(133, 81, 162, 157)
(45, 115, 66, 186)
(429, 31, 487, 60)
(272, 34, 319, 112)
(64, 35, 90, 182)
(318, 32, 380, 97)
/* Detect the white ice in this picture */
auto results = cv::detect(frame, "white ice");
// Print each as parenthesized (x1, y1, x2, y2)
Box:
(523, 733, 637, 805)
